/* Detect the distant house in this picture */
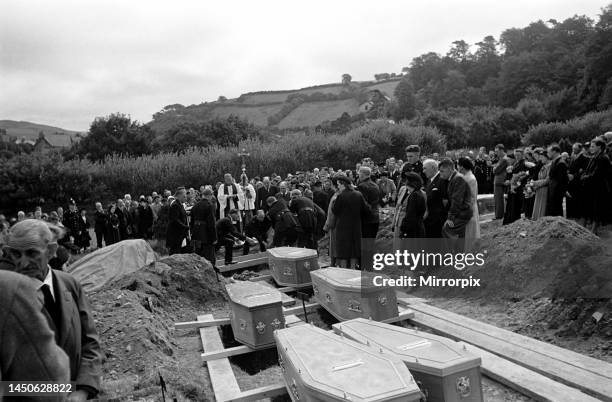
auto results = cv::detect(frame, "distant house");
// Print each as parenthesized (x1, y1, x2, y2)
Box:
(359, 89, 391, 112)
(33, 132, 77, 152)
(15, 137, 35, 146)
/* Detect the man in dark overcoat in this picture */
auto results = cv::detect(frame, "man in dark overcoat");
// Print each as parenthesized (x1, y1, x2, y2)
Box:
(166, 187, 189, 255)
(439, 158, 473, 253)
(190, 188, 217, 265)
(546, 144, 569, 217)
(331, 174, 371, 269)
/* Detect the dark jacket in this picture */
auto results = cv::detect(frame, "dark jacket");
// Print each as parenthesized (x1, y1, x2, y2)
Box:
(190, 198, 217, 245)
(357, 178, 382, 224)
(49, 270, 103, 396)
(546, 156, 569, 216)
(216, 217, 245, 241)
(446, 172, 473, 227)
(0, 270, 71, 395)
(424, 173, 448, 237)
(493, 157, 509, 185)
(331, 187, 371, 259)
(312, 189, 329, 212)
(137, 204, 154, 235)
(268, 199, 297, 233)
(256, 185, 278, 211)
(166, 200, 189, 249)
(289, 196, 317, 232)
(400, 190, 426, 238)
(94, 210, 107, 232)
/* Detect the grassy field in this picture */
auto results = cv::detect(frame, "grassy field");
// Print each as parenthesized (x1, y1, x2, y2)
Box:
(364, 79, 401, 97)
(209, 103, 285, 126)
(276, 99, 361, 129)
(0, 120, 81, 146)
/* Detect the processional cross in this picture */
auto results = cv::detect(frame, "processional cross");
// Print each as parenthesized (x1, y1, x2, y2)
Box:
(238, 148, 250, 175)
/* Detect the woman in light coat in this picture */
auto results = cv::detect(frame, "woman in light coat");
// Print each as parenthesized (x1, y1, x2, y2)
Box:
(531, 150, 551, 220)
(458, 157, 480, 252)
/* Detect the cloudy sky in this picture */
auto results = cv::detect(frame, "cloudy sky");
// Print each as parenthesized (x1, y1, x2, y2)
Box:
(0, 0, 607, 131)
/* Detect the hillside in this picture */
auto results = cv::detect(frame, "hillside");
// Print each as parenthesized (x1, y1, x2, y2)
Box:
(0, 120, 82, 147)
(147, 79, 401, 133)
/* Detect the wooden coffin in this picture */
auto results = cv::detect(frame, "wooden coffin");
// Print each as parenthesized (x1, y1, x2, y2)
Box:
(310, 267, 398, 321)
(268, 247, 319, 288)
(333, 318, 483, 402)
(226, 281, 285, 349)
(274, 324, 423, 402)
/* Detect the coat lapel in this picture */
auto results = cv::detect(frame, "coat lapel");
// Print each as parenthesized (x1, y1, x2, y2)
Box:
(52, 272, 76, 347)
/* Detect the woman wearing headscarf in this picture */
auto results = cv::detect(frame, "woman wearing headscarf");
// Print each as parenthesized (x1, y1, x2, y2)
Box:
(106, 204, 121, 245)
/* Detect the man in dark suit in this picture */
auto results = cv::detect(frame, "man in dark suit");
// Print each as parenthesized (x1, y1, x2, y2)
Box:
(492, 144, 508, 219)
(356, 166, 382, 238)
(166, 187, 189, 255)
(93, 202, 107, 249)
(312, 181, 329, 212)
(256, 177, 278, 212)
(1, 220, 102, 401)
(289, 189, 318, 249)
(267, 196, 298, 247)
(0, 269, 71, 400)
(422, 159, 448, 238)
(215, 209, 246, 265)
(190, 188, 217, 266)
(439, 158, 473, 253)
(546, 144, 569, 217)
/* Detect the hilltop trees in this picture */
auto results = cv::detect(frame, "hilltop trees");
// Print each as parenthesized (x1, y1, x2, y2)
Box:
(341, 74, 352, 85)
(72, 113, 154, 161)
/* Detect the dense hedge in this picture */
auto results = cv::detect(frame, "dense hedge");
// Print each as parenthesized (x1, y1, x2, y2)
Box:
(522, 108, 612, 146)
(0, 120, 445, 214)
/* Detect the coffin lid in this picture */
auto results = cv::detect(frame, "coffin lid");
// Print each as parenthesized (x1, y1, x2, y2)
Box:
(311, 267, 387, 293)
(226, 281, 282, 309)
(275, 324, 422, 401)
(267, 247, 318, 260)
(333, 318, 481, 376)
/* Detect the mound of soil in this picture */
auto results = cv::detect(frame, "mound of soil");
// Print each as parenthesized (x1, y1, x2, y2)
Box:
(476, 217, 612, 299)
(89, 253, 227, 400)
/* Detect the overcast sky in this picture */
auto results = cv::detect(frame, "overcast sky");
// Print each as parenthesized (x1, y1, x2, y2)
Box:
(0, 0, 607, 131)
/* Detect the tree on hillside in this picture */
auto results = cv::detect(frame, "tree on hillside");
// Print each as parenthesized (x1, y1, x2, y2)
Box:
(72, 113, 154, 161)
(581, 4, 612, 110)
(342, 74, 352, 85)
(392, 77, 417, 121)
(218, 96, 227, 102)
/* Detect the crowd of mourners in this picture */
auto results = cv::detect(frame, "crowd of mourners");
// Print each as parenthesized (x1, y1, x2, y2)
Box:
(0, 131, 611, 398)
(1, 131, 611, 271)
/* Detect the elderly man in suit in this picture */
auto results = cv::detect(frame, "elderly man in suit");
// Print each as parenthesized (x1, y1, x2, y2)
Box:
(422, 159, 448, 238)
(1, 269, 71, 402)
(546, 144, 569, 217)
(439, 158, 473, 253)
(167, 187, 190, 255)
(492, 144, 508, 219)
(1, 220, 102, 401)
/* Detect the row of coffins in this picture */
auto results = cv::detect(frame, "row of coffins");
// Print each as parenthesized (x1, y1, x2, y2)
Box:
(225, 247, 483, 401)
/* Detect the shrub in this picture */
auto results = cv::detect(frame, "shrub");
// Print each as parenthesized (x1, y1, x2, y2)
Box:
(522, 108, 612, 146)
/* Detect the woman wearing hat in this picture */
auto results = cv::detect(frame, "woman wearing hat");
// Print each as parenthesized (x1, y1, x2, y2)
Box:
(393, 172, 426, 248)
(331, 173, 371, 269)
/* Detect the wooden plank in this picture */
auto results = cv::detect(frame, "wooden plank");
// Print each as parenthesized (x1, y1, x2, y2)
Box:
(409, 302, 612, 381)
(226, 384, 287, 402)
(249, 274, 273, 282)
(284, 314, 306, 327)
(381, 306, 414, 324)
(217, 252, 269, 273)
(282, 302, 320, 316)
(459, 342, 602, 402)
(175, 317, 231, 330)
(408, 310, 612, 401)
(201, 345, 253, 362)
(198, 314, 241, 401)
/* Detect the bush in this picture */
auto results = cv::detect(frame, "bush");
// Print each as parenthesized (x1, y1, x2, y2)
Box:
(522, 108, 612, 146)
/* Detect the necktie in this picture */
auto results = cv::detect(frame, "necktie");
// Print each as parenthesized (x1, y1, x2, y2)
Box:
(41, 284, 61, 335)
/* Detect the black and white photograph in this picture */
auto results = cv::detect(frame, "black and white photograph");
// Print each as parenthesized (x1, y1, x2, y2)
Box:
(1, 0, 612, 401)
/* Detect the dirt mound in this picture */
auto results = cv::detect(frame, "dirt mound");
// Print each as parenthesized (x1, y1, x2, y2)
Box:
(90, 253, 227, 400)
(475, 217, 612, 299)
